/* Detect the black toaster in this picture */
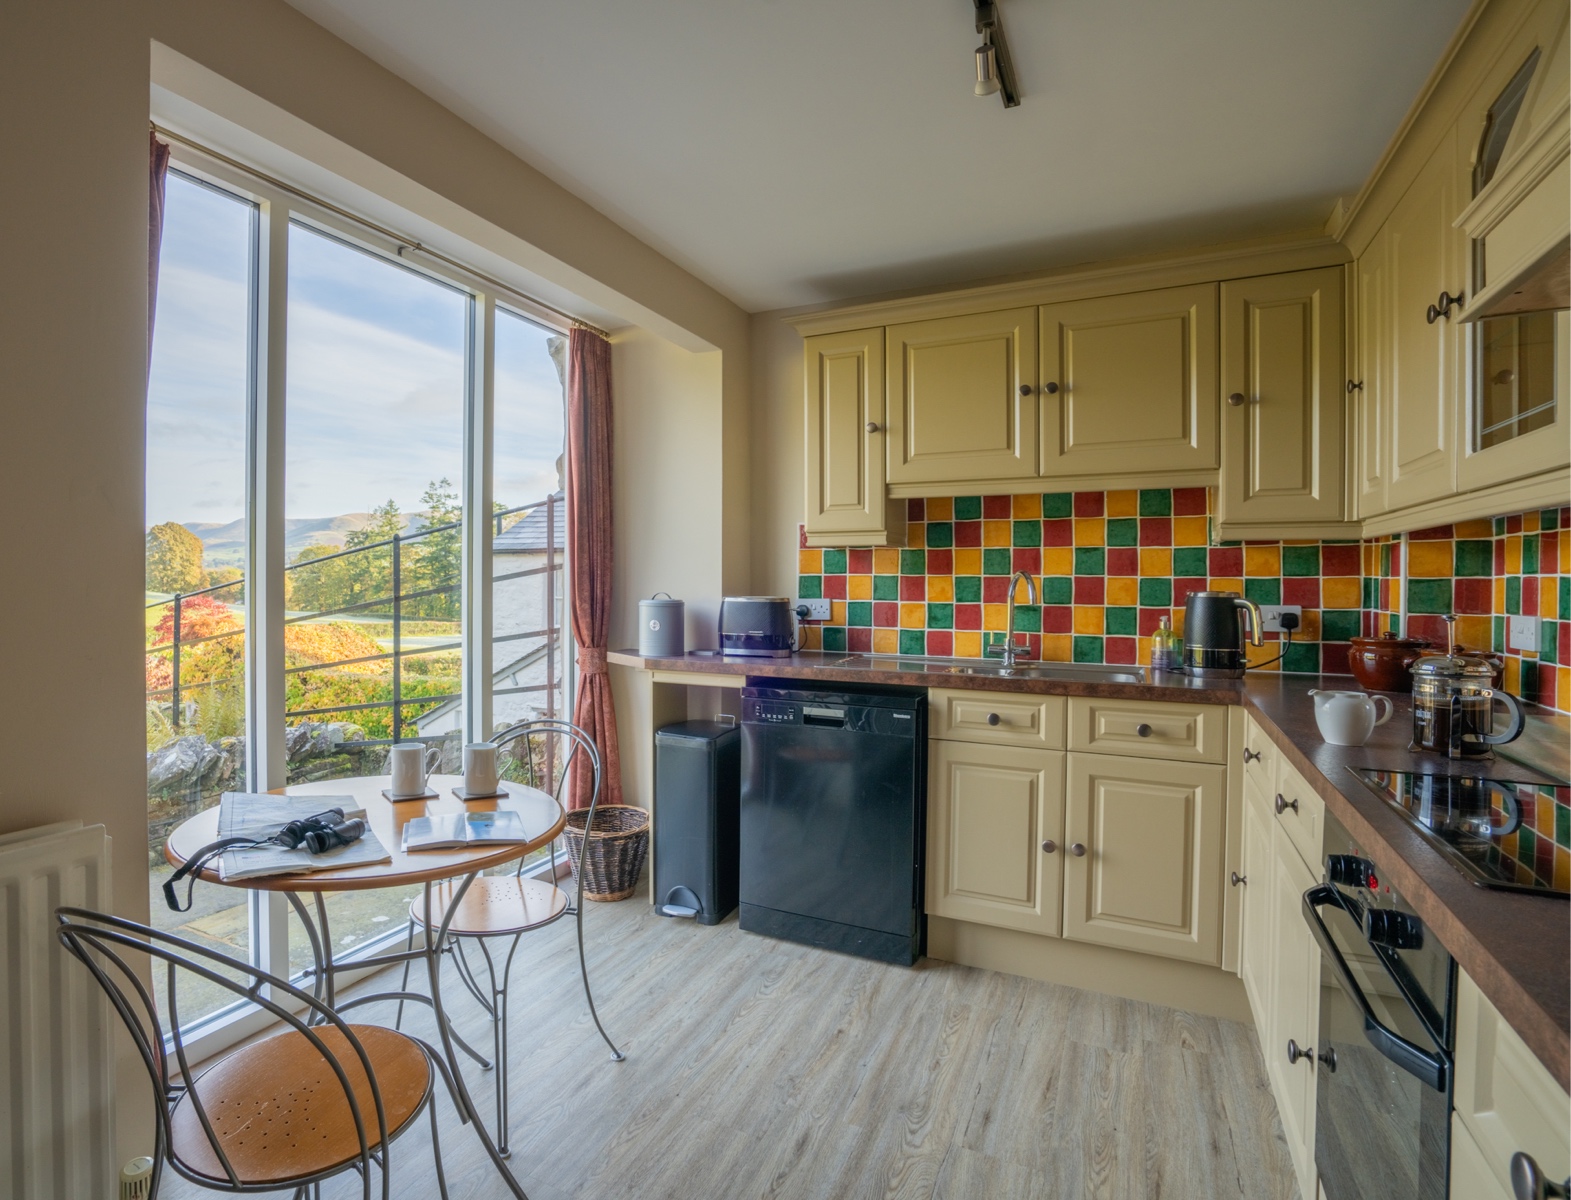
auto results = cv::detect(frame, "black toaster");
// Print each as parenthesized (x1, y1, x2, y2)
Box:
(719, 596, 794, 657)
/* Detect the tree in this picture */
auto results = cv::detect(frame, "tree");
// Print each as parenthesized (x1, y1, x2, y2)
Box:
(414, 478, 461, 620)
(146, 522, 206, 593)
(288, 543, 352, 615)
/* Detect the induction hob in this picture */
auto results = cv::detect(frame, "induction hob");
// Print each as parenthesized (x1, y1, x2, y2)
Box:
(1349, 769, 1570, 898)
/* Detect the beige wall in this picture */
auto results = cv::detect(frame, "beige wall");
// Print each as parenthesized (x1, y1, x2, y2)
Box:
(750, 311, 809, 601)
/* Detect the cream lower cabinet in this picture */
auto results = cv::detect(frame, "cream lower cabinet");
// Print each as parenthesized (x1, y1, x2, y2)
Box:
(1061, 751, 1226, 965)
(1238, 773, 1275, 1021)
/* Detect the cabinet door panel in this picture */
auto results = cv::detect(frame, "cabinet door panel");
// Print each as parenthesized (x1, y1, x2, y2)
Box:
(1239, 773, 1274, 1029)
(886, 309, 1038, 484)
(1218, 268, 1345, 527)
(1356, 234, 1389, 517)
(1062, 753, 1225, 964)
(927, 741, 1064, 936)
(804, 328, 902, 544)
(1040, 283, 1219, 476)
(1266, 822, 1320, 1199)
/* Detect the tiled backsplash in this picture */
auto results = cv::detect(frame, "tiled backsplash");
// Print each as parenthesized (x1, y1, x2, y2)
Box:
(796, 489, 1570, 714)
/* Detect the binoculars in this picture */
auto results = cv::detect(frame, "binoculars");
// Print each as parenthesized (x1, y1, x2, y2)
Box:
(275, 808, 368, 855)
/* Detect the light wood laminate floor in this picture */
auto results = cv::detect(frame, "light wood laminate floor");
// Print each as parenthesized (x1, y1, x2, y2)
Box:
(160, 876, 1300, 1199)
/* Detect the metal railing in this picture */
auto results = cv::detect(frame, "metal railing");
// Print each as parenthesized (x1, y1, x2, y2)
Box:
(146, 494, 562, 740)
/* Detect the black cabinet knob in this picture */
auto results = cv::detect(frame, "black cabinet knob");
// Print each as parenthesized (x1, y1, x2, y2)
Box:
(1227, 392, 1246, 407)
(1286, 1039, 1313, 1066)
(1511, 1152, 1570, 1200)
(1135, 723, 1153, 738)
(1044, 381, 1060, 394)
(1275, 793, 1299, 816)
(1230, 871, 1246, 887)
(1069, 842, 1086, 857)
(987, 712, 1001, 726)
(1020, 384, 1033, 395)
(1242, 747, 1262, 763)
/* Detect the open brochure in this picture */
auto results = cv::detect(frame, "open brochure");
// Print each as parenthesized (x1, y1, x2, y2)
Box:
(402, 809, 532, 852)
(214, 792, 392, 882)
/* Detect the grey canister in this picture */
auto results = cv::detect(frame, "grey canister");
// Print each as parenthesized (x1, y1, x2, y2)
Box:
(639, 593, 685, 657)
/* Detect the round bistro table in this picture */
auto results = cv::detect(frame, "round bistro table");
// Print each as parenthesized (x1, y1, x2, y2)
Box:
(165, 774, 565, 1199)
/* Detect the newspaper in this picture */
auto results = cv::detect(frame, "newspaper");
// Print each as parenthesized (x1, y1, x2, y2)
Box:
(214, 792, 391, 882)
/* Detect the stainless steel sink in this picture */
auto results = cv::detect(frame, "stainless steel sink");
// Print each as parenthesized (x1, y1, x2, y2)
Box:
(843, 654, 1145, 685)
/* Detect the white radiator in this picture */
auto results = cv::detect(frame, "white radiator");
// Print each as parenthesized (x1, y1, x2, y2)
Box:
(0, 820, 115, 1200)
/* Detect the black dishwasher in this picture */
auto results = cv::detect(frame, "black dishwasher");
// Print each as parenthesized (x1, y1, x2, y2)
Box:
(739, 682, 926, 965)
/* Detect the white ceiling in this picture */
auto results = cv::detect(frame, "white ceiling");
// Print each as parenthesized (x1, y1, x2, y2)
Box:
(285, 0, 1472, 313)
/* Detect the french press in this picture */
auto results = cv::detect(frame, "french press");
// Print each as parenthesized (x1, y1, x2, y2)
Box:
(1410, 616, 1525, 759)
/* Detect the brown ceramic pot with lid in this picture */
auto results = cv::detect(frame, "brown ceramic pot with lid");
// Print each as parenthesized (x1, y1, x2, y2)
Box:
(1347, 631, 1431, 691)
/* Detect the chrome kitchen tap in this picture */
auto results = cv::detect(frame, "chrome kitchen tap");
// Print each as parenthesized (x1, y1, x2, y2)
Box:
(989, 571, 1039, 670)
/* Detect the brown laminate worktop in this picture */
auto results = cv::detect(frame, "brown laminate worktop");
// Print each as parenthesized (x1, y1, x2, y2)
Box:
(613, 649, 1571, 1089)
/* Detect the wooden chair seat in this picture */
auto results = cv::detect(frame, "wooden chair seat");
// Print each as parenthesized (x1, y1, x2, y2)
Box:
(411, 876, 569, 937)
(170, 1024, 430, 1187)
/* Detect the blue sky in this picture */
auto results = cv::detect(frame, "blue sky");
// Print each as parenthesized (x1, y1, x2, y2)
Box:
(147, 171, 565, 528)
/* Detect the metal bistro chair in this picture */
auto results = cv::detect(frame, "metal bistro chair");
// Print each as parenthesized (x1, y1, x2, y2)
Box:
(398, 718, 623, 1156)
(56, 907, 461, 1200)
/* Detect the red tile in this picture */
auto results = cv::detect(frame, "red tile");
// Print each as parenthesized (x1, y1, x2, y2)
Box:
(1524, 576, 1540, 613)
(1494, 540, 1506, 574)
(798, 523, 807, 549)
(1105, 636, 1138, 664)
(824, 574, 847, 599)
(1321, 643, 1350, 675)
(1409, 524, 1453, 540)
(847, 626, 872, 652)
(1537, 668, 1557, 709)
(900, 575, 925, 600)
(1074, 576, 1106, 605)
(1107, 547, 1139, 576)
(1074, 492, 1105, 517)
(1011, 548, 1040, 576)
(873, 601, 899, 627)
(1283, 578, 1320, 607)
(1209, 547, 1243, 576)
(1043, 605, 1073, 633)
(1173, 487, 1208, 516)
(908, 498, 925, 521)
(1043, 518, 1073, 547)
(1174, 577, 1209, 604)
(926, 630, 953, 657)
(983, 576, 1010, 603)
(848, 548, 873, 574)
(1542, 535, 1559, 574)
(1139, 517, 1172, 546)
(1362, 611, 1378, 638)
(927, 549, 953, 575)
(1409, 614, 1449, 646)
(956, 603, 982, 630)
(1025, 633, 1042, 659)
(1379, 580, 1391, 610)
(1559, 621, 1569, 664)
(983, 495, 1011, 519)
(1138, 607, 1168, 636)
(1506, 514, 1522, 533)
(954, 520, 982, 547)
(1454, 578, 1491, 614)
(1322, 544, 1360, 576)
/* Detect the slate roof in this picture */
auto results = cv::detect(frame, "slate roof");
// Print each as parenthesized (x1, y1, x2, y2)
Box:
(494, 494, 566, 553)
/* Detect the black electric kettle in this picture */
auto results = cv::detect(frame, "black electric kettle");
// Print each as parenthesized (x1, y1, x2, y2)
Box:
(1183, 591, 1264, 678)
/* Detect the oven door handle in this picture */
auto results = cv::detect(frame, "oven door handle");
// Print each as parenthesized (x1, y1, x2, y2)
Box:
(1302, 885, 1449, 1092)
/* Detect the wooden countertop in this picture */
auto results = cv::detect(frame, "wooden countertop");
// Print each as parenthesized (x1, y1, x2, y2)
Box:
(614, 648, 1570, 1088)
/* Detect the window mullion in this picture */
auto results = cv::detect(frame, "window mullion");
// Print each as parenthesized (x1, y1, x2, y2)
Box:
(463, 294, 496, 741)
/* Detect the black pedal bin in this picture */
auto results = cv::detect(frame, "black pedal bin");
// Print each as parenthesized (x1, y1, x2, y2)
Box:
(653, 720, 740, 924)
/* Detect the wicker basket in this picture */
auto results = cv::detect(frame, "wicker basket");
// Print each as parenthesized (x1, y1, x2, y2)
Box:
(563, 805, 650, 902)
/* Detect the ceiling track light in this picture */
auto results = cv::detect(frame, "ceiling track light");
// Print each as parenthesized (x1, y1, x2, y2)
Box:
(971, 1, 1020, 108)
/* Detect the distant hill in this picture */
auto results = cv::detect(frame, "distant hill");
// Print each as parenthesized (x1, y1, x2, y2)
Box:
(182, 512, 433, 568)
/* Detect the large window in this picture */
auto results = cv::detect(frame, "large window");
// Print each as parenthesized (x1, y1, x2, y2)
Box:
(144, 146, 571, 1043)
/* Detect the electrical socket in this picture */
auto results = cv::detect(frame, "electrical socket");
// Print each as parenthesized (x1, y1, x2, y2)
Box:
(796, 598, 832, 621)
(1508, 615, 1540, 653)
(1259, 605, 1303, 634)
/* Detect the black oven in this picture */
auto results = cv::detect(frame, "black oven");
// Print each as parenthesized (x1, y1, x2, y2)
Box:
(1305, 810, 1455, 1200)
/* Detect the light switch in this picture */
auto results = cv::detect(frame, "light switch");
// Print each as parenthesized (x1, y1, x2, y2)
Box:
(1507, 615, 1540, 653)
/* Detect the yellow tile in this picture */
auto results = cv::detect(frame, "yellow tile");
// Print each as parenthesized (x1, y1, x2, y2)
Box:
(1245, 642, 1280, 670)
(1363, 543, 1378, 575)
(983, 520, 1011, 547)
(1137, 640, 1151, 665)
(1506, 535, 1522, 574)
(954, 631, 982, 658)
(927, 576, 954, 602)
(800, 625, 821, 650)
(1454, 519, 1493, 538)
(1523, 511, 1540, 533)
(954, 548, 982, 576)
(1297, 611, 1322, 641)
(1407, 540, 1451, 578)
(848, 574, 873, 600)
(1493, 577, 1507, 614)
(1457, 615, 1490, 649)
(873, 548, 900, 575)
(1504, 656, 1521, 695)
(1012, 493, 1041, 519)
(1074, 607, 1104, 635)
(1107, 577, 1138, 606)
(830, 600, 847, 624)
(926, 496, 953, 521)
(1323, 577, 1360, 609)
(1139, 548, 1172, 577)
(983, 603, 1009, 631)
(1106, 490, 1138, 517)
(799, 549, 822, 574)
(1171, 607, 1186, 636)
(1042, 547, 1074, 576)
(899, 602, 926, 628)
(872, 628, 899, 654)
(1534, 791, 1556, 836)
(1041, 634, 1072, 662)
(1541, 587, 1557, 620)
(1244, 545, 1281, 577)
(1389, 580, 1402, 609)
(1173, 516, 1208, 546)
(907, 523, 926, 549)
(1555, 846, 1570, 894)
(1559, 665, 1570, 714)
(1210, 577, 1243, 596)
(1074, 518, 1105, 546)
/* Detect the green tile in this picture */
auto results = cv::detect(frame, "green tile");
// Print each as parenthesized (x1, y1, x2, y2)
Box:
(874, 574, 899, 600)
(1323, 610, 1361, 642)
(821, 626, 846, 652)
(1244, 577, 1281, 606)
(1106, 518, 1139, 547)
(1380, 543, 1393, 575)
(954, 495, 982, 521)
(1561, 576, 1570, 618)
(1138, 489, 1172, 516)
(925, 522, 954, 549)
(1012, 520, 1041, 547)
(1520, 824, 1537, 864)
(821, 548, 846, 575)
(1523, 534, 1539, 574)
(1173, 547, 1208, 577)
(1542, 619, 1558, 664)
(899, 629, 927, 655)
(1408, 578, 1454, 614)
(1556, 801, 1569, 849)
(900, 549, 926, 575)
(983, 548, 1012, 575)
(1493, 615, 1505, 653)
(927, 602, 954, 629)
(798, 575, 822, 599)
(1283, 642, 1321, 674)
(1042, 575, 1072, 605)
(1072, 635, 1104, 663)
(1138, 577, 1172, 608)
(1521, 658, 1539, 700)
(1541, 508, 1559, 532)
(1042, 492, 1073, 518)
(1363, 578, 1378, 609)
(1009, 605, 1041, 633)
(1282, 545, 1320, 576)
(955, 575, 982, 603)
(1505, 575, 1521, 616)
(1453, 540, 1492, 577)
(1106, 606, 1137, 636)
(847, 601, 872, 627)
(1494, 516, 1507, 536)
(1074, 548, 1105, 576)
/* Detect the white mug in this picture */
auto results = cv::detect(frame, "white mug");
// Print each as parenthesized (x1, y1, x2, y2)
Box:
(1307, 689, 1394, 747)
(389, 742, 440, 798)
(463, 742, 499, 796)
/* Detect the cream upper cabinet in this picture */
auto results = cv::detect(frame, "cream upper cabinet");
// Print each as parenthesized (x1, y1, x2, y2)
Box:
(926, 740, 1065, 936)
(1216, 267, 1349, 534)
(885, 308, 1038, 487)
(1061, 751, 1225, 965)
(802, 328, 904, 547)
(1040, 283, 1219, 478)
(1354, 230, 1391, 517)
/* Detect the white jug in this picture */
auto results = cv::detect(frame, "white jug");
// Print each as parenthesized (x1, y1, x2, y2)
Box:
(1307, 689, 1394, 747)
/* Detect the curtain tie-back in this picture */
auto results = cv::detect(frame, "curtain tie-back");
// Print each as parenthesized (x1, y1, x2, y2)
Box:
(577, 646, 609, 675)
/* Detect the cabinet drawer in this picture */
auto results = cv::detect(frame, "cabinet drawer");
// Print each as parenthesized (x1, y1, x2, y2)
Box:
(1242, 713, 1276, 797)
(1273, 759, 1324, 875)
(929, 688, 1065, 749)
(1067, 697, 1227, 763)
(1450, 1114, 1512, 1200)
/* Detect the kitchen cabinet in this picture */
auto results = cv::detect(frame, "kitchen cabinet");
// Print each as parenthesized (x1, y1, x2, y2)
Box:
(1273, 757, 1325, 876)
(1067, 695, 1228, 765)
(1039, 283, 1219, 478)
(1263, 820, 1321, 1200)
(1354, 231, 1390, 517)
(1062, 751, 1226, 965)
(1216, 267, 1350, 535)
(802, 327, 905, 547)
(1450, 1115, 1514, 1200)
(884, 308, 1038, 487)
(1237, 772, 1273, 1025)
(928, 686, 1064, 750)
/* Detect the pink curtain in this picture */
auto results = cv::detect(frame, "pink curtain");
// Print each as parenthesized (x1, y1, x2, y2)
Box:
(565, 326, 622, 810)
(149, 133, 171, 359)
